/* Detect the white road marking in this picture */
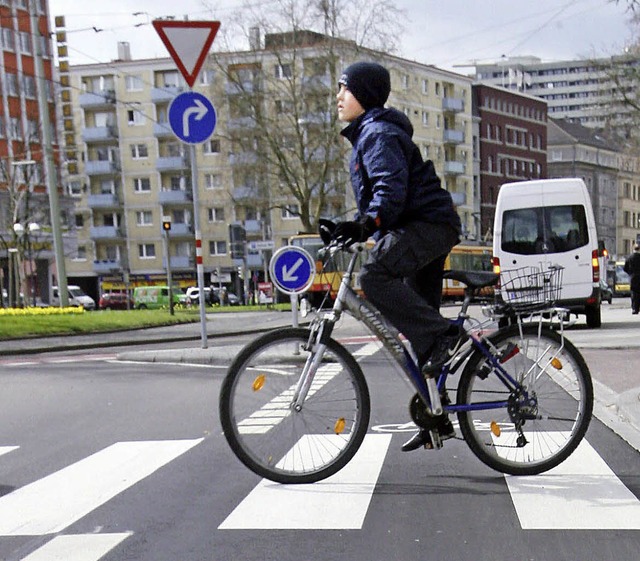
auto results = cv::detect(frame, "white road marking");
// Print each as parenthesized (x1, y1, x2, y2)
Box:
(219, 434, 392, 530)
(21, 533, 132, 561)
(0, 446, 19, 457)
(505, 438, 640, 529)
(0, 439, 203, 536)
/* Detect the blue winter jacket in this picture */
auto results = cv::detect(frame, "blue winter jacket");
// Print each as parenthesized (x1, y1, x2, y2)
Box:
(340, 107, 462, 236)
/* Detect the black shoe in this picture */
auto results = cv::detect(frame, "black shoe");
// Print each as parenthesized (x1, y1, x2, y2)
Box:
(421, 334, 458, 375)
(401, 417, 456, 452)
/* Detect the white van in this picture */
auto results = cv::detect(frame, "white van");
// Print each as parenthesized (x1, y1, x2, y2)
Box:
(493, 178, 602, 327)
(52, 285, 96, 310)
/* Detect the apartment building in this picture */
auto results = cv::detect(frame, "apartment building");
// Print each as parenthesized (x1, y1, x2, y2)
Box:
(548, 118, 640, 259)
(64, 32, 474, 299)
(0, 0, 68, 306)
(472, 83, 548, 237)
(473, 55, 626, 129)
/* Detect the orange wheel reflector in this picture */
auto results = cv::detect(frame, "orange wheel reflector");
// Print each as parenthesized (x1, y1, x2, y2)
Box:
(490, 421, 501, 437)
(334, 417, 346, 434)
(551, 357, 563, 370)
(252, 374, 266, 392)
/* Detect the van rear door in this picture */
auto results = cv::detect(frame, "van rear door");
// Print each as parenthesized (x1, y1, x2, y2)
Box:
(496, 182, 596, 302)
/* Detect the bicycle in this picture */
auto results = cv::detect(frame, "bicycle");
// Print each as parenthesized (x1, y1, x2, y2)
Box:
(219, 241, 593, 484)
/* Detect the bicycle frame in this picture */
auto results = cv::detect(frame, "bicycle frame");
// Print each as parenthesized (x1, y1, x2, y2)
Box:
(293, 243, 564, 421)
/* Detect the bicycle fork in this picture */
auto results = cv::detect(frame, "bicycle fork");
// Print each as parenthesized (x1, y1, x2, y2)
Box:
(290, 319, 333, 411)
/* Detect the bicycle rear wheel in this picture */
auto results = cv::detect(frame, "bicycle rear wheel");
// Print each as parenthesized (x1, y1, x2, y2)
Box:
(219, 327, 370, 484)
(457, 324, 593, 475)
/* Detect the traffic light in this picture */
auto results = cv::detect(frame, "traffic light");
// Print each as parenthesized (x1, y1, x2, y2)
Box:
(162, 216, 172, 231)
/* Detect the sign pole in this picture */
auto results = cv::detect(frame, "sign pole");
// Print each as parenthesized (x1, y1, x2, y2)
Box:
(190, 143, 207, 348)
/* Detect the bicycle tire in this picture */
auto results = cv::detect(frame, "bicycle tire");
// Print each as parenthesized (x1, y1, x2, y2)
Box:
(456, 324, 593, 475)
(219, 327, 370, 484)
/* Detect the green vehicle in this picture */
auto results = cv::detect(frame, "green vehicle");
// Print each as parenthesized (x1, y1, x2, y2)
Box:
(132, 286, 184, 309)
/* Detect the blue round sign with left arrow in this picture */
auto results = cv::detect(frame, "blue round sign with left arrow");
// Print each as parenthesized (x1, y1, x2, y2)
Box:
(269, 246, 316, 295)
(169, 91, 216, 144)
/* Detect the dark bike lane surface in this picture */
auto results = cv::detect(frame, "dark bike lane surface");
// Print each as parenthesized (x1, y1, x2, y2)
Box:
(1, 306, 639, 452)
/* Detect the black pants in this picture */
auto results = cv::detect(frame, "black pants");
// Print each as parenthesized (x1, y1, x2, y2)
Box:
(632, 289, 640, 313)
(359, 221, 459, 362)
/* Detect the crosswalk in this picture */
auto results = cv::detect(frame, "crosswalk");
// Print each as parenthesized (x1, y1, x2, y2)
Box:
(2, 433, 640, 559)
(2, 337, 640, 560)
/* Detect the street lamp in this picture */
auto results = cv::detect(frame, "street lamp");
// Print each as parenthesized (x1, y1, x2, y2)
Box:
(7, 248, 19, 308)
(13, 222, 41, 306)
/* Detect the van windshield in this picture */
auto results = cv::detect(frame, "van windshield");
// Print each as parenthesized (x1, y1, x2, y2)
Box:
(69, 288, 86, 297)
(501, 204, 588, 255)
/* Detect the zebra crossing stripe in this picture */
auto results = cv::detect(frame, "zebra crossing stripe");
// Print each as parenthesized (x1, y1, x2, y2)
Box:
(218, 434, 392, 530)
(0, 446, 18, 458)
(20, 533, 132, 561)
(506, 438, 640, 529)
(0, 439, 203, 536)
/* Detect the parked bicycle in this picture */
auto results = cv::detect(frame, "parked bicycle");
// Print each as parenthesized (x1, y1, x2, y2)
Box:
(220, 239, 593, 484)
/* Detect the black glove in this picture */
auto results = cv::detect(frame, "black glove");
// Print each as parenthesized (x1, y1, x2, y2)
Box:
(318, 218, 337, 245)
(334, 216, 377, 245)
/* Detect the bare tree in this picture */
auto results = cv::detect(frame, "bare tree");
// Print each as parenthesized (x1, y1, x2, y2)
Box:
(204, 0, 405, 233)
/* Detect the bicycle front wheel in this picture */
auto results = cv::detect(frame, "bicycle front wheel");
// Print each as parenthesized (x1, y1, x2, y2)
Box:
(219, 327, 370, 484)
(457, 324, 593, 475)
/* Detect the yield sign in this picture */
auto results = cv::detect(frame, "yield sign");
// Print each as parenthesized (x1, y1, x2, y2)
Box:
(152, 20, 220, 87)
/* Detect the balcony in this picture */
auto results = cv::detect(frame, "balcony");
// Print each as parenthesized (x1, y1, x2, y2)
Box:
(153, 122, 174, 138)
(244, 220, 263, 234)
(443, 128, 465, 144)
(225, 81, 260, 95)
(90, 226, 123, 240)
(85, 160, 120, 176)
(450, 192, 467, 207)
(82, 126, 117, 143)
(87, 193, 120, 209)
(229, 152, 258, 166)
(79, 90, 116, 109)
(162, 255, 194, 269)
(156, 156, 188, 171)
(302, 74, 332, 90)
(246, 252, 263, 268)
(93, 259, 122, 274)
(150, 86, 184, 103)
(166, 223, 193, 237)
(442, 97, 464, 113)
(443, 160, 466, 175)
(227, 116, 257, 130)
(159, 189, 192, 205)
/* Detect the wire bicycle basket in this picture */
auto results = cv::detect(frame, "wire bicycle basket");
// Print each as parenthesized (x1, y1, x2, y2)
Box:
(497, 265, 563, 313)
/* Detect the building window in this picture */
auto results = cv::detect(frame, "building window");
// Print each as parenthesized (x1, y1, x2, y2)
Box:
(281, 204, 299, 219)
(75, 214, 84, 228)
(6, 73, 18, 96)
(274, 63, 292, 79)
(421, 111, 429, 126)
(133, 177, 151, 192)
(138, 243, 156, 259)
(75, 245, 87, 260)
(68, 181, 83, 197)
(401, 74, 410, 90)
(209, 240, 227, 256)
(205, 173, 222, 189)
(136, 211, 153, 226)
(208, 207, 225, 222)
(203, 138, 220, 154)
(127, 109, 145, 126)
(125, 74, 144, 91)
(1, 28, 15, 52)
(422, 79, 428, 94)
(130, 143, 148, 159)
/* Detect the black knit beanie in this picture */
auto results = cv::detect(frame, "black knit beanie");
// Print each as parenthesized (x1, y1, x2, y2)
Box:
(339, 62, 390, 111)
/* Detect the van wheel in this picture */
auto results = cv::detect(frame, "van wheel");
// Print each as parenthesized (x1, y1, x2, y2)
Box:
(585, 304, 602, 328)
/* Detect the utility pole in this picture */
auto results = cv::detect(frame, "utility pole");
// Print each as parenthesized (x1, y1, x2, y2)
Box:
(30, 1, 68, 306)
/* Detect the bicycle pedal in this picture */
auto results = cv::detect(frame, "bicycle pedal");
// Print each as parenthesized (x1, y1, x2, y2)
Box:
(429, 430, 443, 450)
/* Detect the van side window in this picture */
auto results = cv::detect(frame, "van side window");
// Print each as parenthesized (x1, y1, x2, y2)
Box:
(502, 205, 588, 255)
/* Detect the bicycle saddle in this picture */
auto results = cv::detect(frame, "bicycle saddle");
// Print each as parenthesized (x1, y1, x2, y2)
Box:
(443, 270, 500, 289)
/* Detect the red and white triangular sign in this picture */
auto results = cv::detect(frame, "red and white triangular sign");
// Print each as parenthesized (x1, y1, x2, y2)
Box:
(152, 20, 221, 88)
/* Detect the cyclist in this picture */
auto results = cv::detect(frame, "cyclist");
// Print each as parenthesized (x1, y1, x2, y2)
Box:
(332, 61, 462, 452)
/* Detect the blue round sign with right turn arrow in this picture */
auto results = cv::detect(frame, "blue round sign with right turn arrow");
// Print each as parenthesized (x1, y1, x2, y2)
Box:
(269, 246, 315, 295)
(168, 91, 216, 144)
